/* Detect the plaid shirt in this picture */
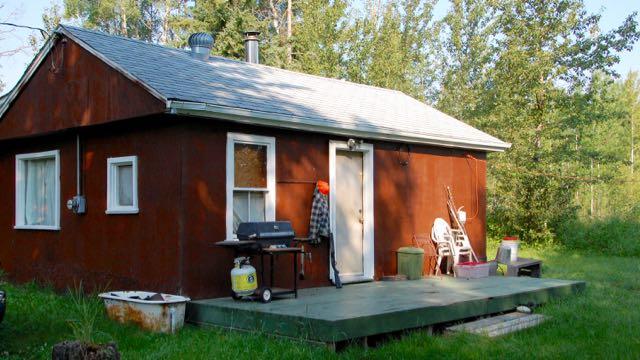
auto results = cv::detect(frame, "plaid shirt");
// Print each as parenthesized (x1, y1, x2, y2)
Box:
(308, 187, 330, 244)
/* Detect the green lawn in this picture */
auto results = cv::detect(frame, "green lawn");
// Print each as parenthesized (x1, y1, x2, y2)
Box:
(1, 246, 639, 359)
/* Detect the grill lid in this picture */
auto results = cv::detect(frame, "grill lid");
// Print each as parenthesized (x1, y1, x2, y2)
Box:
(236, 221, 295, 240)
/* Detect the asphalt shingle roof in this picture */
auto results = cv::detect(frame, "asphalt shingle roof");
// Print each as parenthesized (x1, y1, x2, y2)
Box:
(58, 25, 509, 151)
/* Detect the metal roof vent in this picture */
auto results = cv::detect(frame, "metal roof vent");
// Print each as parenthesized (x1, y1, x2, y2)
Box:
(243, 31, 260, 64)
(188, 32, 214, 60)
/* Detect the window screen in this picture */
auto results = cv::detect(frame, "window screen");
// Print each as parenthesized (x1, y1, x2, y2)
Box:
(234, 143, 267, 188)
(117, 164, 134, 206)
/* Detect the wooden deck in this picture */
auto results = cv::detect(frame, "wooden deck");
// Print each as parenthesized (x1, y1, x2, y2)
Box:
(186, 276, 585, 344)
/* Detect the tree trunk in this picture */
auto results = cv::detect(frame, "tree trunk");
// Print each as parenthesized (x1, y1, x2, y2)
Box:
(160, 0, 171, 44)
(589, 158, 594, 218)
(269, 0, 280, 35)
(631, 114, 635, 175)
(286, 0, 292, 64)
(119, 0, 128, 36)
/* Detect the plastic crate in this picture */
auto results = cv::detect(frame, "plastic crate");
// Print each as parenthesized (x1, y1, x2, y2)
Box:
(454, 262, 491, 279)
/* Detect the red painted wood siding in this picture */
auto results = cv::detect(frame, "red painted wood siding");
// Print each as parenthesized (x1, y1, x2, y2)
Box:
(0, 117, 487, 299)
(0, 36, 165, 141)
(177, 120, 487, 299)
(0, 121, 183, 293)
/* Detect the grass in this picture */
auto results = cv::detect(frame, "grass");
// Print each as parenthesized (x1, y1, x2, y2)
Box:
(557, 218, 640, 257)
(1, 246, 639, 359)
(66, 282, 103, 344)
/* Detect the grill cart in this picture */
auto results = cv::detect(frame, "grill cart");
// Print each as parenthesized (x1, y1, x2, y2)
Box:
(216, 221, 303, 303)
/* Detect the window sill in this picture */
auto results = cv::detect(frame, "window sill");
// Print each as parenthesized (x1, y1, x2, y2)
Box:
(105, 208, 139, 215)
(14, 225, 61, 231)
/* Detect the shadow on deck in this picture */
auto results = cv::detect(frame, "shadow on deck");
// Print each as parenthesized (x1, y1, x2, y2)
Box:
(186, 276, 585, 346)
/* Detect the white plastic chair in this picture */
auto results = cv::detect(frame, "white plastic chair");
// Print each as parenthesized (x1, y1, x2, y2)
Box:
(430, 218, 454, 275)
(450, 229, 477, 263)
(431, 218, 475, 275)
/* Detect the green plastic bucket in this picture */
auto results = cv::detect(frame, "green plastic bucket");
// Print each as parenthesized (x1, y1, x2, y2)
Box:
(397, 247, 425, 280)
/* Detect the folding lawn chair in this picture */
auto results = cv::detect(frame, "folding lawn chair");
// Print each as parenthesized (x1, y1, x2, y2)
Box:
(412, 233, 438, 276)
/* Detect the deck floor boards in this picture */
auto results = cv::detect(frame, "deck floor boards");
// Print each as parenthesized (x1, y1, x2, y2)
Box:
(186, 276, 584, 343)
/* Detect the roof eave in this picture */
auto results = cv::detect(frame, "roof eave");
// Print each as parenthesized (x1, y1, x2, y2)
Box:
(168, 100, 511, 152)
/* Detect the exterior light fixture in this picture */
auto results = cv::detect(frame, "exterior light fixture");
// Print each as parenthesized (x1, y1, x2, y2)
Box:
(347, 138, 357, 150)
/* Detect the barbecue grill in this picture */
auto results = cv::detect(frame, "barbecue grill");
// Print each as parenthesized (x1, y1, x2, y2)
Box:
(216, 221, 303, 302)
(236, 221, 295, 248)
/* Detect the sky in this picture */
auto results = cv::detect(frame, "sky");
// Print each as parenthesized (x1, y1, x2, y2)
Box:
(0, 0, 639, 95)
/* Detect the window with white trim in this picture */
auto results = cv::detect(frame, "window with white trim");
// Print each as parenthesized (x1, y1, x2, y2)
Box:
(226, 133, 276, 239)
(106, 156, 139, 214)
(15, 150, 61, 230)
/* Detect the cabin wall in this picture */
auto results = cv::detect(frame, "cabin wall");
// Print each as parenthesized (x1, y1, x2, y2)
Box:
(0, 120, 183, 293)
(178, 118, 487, 299)
(373, 143, 487, 278)
(0, 117, 486, 299)
(0, 36, 165, 141)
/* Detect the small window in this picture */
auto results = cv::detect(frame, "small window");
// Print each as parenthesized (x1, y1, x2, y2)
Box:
(106, 156, 138, 214)
(226, 133, 276, 239)
(15, 150, 61, 230)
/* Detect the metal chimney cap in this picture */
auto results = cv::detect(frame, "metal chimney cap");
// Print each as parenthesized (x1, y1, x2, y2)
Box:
(188, 32, 214, 60)
(243, 31, 261, 41)
(243, 31, 261, 64)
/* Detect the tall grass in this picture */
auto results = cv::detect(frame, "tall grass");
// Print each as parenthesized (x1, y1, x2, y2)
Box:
(557, 217, 640, 256)
(66, 283, 103, 344)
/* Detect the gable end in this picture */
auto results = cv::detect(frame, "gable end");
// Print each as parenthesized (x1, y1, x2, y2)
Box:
(0, 34, 166, 141)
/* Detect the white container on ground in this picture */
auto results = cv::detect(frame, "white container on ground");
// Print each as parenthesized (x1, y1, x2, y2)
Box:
(98, 291, 190, 333)
(501, 237, 520, 262)
(454, 262, 491, 279)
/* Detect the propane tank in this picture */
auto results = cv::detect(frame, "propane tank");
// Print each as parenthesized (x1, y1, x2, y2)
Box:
(230, 257, 257, 296)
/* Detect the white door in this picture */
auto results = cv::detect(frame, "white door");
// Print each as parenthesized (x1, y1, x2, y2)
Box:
(329, 141, 374, 283)
(335, 150, 365, 278)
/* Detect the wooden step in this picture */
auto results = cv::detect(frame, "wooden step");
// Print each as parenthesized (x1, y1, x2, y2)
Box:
(446, 312, 547, 337)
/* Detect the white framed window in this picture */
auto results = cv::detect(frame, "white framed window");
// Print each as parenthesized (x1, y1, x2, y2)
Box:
(226, 133, 276, 240)
(15, 150, 61, 230)
(106, 156, 139, 214)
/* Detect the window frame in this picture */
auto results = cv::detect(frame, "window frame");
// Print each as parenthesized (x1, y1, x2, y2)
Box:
(14, 150, 61, 231)
(106, 156, 139, 215)
(226, 133, 276, 240)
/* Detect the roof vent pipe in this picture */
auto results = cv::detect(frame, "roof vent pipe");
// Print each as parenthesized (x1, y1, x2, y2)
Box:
(243, 31, 260, 64)
(188, 32, 214, 60)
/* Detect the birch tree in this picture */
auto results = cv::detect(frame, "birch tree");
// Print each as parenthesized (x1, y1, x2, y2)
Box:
(484, 0, 639, 241)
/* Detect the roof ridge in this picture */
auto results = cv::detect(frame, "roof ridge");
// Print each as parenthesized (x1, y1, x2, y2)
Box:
(60, 24, 405, 96)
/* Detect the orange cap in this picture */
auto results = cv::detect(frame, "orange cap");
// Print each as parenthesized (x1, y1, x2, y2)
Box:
(317, 180, 329, 195)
